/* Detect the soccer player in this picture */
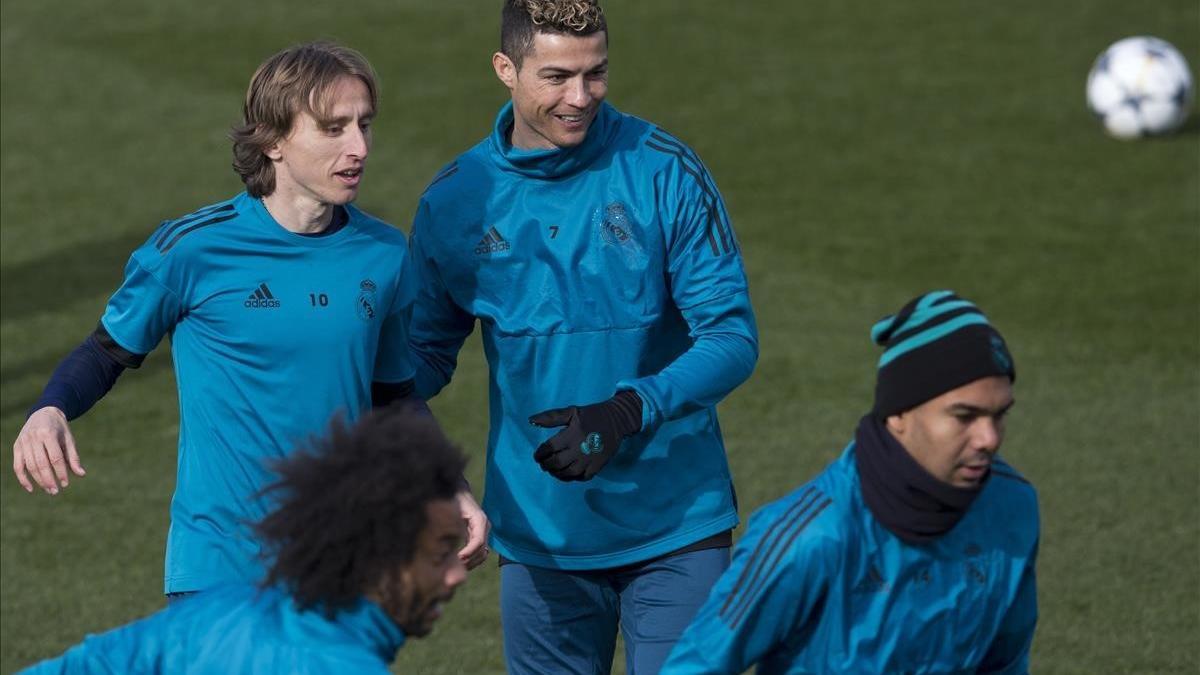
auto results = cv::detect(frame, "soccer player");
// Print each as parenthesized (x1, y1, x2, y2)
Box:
(662, 291, 1039, 674)
(10, 41, 487, 597)
(407, 1, 758, 672)
(20, 406, 469, 674)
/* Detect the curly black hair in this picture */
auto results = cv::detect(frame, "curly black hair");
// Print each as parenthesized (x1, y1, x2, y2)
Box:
(254, 405, 466, 613)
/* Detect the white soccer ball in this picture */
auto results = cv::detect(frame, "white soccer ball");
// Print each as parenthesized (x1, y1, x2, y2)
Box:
(1086, 36, 1194, 139)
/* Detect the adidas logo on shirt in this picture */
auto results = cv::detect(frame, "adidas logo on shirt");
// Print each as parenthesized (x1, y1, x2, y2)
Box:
(244, 283, 281, 309)
(474, 227, 510, 256)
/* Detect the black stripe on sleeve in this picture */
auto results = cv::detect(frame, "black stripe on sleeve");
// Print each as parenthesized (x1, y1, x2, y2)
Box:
(727, 497, 831, 628)
(645, 135, 735, 256)
(719, 488, 832, 628)
(426, 163, 460, 191)
(154, 203, 235, 250)
(649, 131, 738, 254)
(705, 197, 730, 254)
(158, 212, 239, 254)
(92, 322, 146, 369)
(645, 140, 724, 255)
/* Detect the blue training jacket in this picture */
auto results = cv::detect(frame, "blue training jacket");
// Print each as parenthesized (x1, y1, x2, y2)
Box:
(663, 444, 1039, 674)
(409, 102, 758, 569)
(19, 585, 405, 674)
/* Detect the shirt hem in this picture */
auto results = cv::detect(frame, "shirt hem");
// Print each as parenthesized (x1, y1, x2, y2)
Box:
(489, 511, 739, 571)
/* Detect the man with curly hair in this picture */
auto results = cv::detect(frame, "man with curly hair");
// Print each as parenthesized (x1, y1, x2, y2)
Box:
(20, 406, 469, 674)
(408, 1, 758, 671)
(11, 41, 489, 598)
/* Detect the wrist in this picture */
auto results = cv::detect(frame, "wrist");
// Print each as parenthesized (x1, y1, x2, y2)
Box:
(609, 390, 643, 436)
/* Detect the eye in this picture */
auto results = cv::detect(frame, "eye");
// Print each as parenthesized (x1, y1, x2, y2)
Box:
(546, 74, 567, 84)
(323, 125, 343, 136)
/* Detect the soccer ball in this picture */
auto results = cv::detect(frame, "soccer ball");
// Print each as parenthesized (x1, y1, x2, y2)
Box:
(1086, 36, 1194, 139)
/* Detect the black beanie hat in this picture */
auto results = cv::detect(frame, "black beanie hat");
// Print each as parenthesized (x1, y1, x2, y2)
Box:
(872, 290, 1015, 418)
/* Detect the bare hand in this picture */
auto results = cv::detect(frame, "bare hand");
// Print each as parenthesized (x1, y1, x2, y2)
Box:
(456, 488, 491, 570)
(12, 407, 85, 494)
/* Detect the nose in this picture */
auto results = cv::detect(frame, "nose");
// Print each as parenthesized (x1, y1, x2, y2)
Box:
(347, 125, 369, 159)
(445, 556, 468, 591)
(972, 418, 1003, 454)
(565, 77, 591, 108)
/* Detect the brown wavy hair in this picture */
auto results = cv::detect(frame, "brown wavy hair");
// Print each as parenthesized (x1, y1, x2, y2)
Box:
(501, 0, 608, 70)
(230, 42, 378, 198)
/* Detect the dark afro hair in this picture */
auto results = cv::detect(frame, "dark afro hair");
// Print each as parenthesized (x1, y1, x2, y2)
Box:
(254, 405, 466, 614)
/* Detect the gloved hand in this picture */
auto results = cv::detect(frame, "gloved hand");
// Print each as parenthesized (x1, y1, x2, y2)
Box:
(529, 390, 643, 482)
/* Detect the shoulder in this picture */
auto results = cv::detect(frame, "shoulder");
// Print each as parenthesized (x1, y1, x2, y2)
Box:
(980, 457, 1040, 533)
(987, 457, 1037, 505)
(134, 193, 250, 268)
(624, 117, 711, 179)
(344, 205, 408, 250)
(418, 140, 491, 207)
(743, 461, 854, 567)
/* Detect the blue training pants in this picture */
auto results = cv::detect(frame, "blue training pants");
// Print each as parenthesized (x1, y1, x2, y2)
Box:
(500, 547, 730, 675)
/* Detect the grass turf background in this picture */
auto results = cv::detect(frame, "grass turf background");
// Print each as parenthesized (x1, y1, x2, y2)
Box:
(2, 1, 1197, 672)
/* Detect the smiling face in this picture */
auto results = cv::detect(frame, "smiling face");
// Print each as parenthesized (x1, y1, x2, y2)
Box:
(886, 376, 1015, 488)
(492, 30, 609, 150)
(265, 75, 373, 208)
(375, 498, 467, 638)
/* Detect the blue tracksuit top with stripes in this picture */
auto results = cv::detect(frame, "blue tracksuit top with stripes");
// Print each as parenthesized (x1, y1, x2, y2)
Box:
(409, 101, 758, 569)
(19, 584, 405, 674)
(663, 444, 1039, 674)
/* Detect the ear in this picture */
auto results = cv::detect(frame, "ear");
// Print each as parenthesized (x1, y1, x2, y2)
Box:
(493, 51, 518, 90)
(264, 140, 283, 162)
(885, 413, 907, 437)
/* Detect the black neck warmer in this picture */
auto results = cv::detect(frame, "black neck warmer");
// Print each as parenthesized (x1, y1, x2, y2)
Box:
(853, 414, 987, 544)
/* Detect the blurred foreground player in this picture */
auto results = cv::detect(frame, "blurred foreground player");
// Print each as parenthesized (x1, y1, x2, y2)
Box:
(11, 41, 488, 595)
(664, 291, 1038, 674)
(21, 407, 468, 674)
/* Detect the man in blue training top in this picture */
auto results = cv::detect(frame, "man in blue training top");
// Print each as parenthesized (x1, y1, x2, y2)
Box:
(663, 290, 1039, 674)
(407, 1, 758, 672)
(10, 41, 488, 596)
(21, 406, 469, 674)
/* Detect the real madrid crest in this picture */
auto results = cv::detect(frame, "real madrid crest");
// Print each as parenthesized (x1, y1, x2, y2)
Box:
(356, 279, 377, 321)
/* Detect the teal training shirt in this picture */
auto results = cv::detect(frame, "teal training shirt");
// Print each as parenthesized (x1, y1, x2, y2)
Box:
(662, 445, 1039, 674)
(19, 584, 405, 674)
(409, 102, 758, 569)
(100, 193, 414, 593)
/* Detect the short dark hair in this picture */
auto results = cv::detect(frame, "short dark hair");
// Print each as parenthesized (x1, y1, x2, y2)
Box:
(254, 406, 465, 614)
(500, 0, 607, 70)
(230, 41, 379, 198)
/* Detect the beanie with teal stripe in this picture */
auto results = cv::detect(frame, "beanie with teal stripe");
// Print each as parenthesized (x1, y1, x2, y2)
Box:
(872, 290, 1015, 418)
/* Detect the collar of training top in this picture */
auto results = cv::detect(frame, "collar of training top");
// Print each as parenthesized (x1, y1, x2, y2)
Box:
(488, 100, 622, 180)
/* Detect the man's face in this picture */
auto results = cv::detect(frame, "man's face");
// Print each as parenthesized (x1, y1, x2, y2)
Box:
(493, 31, 609, 150)
(383, 499, 467, 637)
(886, 376, 1015, 488)
(266, 75, 373, 206)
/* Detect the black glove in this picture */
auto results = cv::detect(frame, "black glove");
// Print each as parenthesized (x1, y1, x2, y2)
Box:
(529, 390, 643, 482)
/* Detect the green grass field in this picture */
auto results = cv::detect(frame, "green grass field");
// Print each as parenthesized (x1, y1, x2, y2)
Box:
(2, 1, 1197, 672)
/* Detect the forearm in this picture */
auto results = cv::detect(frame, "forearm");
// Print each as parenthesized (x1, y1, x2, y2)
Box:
(32, 326, 141, 421)
(619, 295, 757, 431)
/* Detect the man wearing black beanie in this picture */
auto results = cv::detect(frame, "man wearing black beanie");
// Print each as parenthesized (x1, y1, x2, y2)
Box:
(664, 290, 1038, 674)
